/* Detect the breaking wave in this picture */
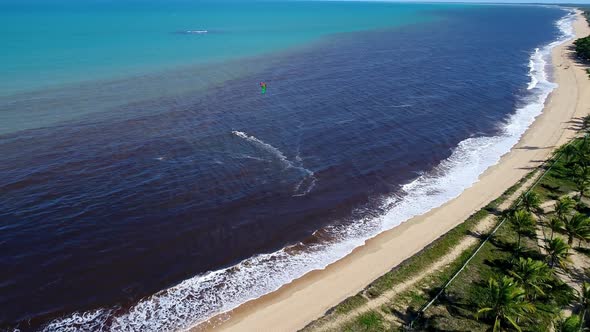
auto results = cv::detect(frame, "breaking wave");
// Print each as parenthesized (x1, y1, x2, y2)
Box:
(42, 9, 576, 332)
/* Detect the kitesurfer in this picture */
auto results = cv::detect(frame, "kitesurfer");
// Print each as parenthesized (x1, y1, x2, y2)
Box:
(260, 82, 267, 94)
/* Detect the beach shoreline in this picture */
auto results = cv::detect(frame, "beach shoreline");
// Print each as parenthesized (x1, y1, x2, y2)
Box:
(192, 9, 590, 332)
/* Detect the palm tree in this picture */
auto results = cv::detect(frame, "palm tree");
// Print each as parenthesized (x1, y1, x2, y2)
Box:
(562, 143, 582, 164)
(580, 282, 590, 328)
(545, 238, 571, 269)
(554, 196, 576, 220)
(583, 115, 590, 132)
(574, 136, 590, 164)
(562, 141, 590, 166)
(508, 210, 535, 253)
(554, 314, 582, 332)
(573, 164, 590, 202)
(508, 257, 552, 300)
(547, 217, 564, 241)
(579, 135, 590, 161)
(520, 192, 542, 215)
(563, 213, 590, 246)
(475, 276, 535, 332)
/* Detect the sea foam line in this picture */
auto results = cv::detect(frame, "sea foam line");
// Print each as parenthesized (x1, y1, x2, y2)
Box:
(42, 9, 576, 332)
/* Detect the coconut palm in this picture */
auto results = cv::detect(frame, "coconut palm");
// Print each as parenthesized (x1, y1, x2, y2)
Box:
(573, 164, 590, 202)
(576, 136, 590, 164)
(562, 144, 580, 164)
(580, 282, 590, 328)
(545, 238, 571, 269)
(563, 143, 587, 165)
(519, 192, 542, 215)
(554, 196, 576, 220)
(563, 213, 590, 246)
(548, 217, 565, 241)
(554, 314, 582, 332)
(475, 276, 535, 332)
(584, 115, 590, 132)
(508, 210, 535, 252)
(508, 257, 552, 300)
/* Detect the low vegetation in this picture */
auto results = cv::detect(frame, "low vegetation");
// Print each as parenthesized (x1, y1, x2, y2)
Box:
(574, 10, 590, 63)
(575, 36, 590, 62)
(414, 135, 590, 331)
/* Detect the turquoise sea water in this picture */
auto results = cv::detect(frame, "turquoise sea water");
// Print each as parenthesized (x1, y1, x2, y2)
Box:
(0, 0, 440, 95)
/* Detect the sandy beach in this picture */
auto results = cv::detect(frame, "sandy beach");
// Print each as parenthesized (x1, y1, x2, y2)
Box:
(195, 10, 590, 332)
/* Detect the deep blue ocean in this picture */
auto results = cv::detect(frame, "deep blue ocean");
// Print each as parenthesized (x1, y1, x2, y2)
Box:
(0, 1, 573, 331)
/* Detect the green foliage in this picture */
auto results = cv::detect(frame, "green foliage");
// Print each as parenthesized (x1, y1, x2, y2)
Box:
(475, 276, 535, 332)
(344, 311, 385, 332)
(581, 281, 590, 311)
(548, 217, 565, 241)
(364, 208, 490, 298)
(416, 137, 586, 331)
(573, 164, 590, 201)
(508, 209, 536, 252)
(544, 138, 590, 203)
(508, 257, 552, 300)
(554, 314, 582, 332)
(335, 294, 368, 315)
(575, 35, 590, 61)
(555, 196, 576, 220)
(545, 238, 571, 269)
(583, 115, 590, 131)
(519, 191, 542, 215)
(563, 138, 590, 167)
(357, 311, 382, 328)
(563, 213, 590, 246)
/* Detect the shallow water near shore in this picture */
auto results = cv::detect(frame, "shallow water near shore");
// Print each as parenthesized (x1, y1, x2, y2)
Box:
(0, 2, 573, 331)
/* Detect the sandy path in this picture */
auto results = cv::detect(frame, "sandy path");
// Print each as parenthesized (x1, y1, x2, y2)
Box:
(193, 11, 590, 332)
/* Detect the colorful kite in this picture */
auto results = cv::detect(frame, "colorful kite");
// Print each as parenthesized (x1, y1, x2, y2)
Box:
(260, 82, 267, 94)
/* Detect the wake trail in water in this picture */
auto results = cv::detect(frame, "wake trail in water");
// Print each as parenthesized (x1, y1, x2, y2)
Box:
(231, 130, 317, 196)
(232, 131, 292, 167)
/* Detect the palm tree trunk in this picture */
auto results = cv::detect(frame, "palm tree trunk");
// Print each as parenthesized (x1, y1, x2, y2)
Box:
(494, 315, 501, 332)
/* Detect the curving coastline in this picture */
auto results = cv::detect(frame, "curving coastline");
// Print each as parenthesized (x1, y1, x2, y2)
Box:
(193, 8, 590, 332)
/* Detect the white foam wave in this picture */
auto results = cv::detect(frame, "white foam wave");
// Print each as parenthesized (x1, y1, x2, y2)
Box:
(43, 308, 114, 332)
(43, 9, 577, 332)
(527, 48, 542, 90)
(185, 30, 208, 34)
